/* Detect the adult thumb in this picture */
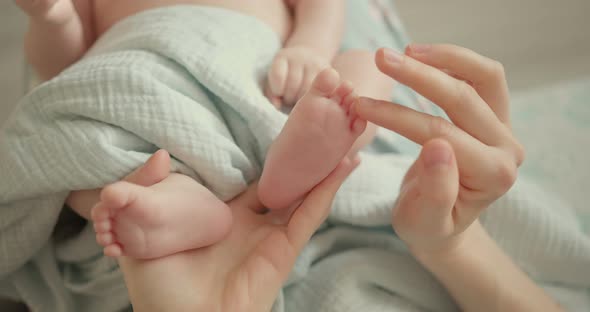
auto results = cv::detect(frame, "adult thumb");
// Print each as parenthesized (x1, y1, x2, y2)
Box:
(393, 139, 459, 234)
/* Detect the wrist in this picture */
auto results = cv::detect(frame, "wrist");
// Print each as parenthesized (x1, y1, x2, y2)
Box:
(283, 42, 336, 60)
(410, 220, 488, 269)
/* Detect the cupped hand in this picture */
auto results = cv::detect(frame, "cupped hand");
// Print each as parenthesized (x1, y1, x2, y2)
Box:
(355, 44, 525, 254)
(118, 157, 359, 312)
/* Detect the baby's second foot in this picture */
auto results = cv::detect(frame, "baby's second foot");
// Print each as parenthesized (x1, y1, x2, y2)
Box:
(15, 0, 75, 24)
(91, 154, 232, 259)
(258, 68, 366, 209)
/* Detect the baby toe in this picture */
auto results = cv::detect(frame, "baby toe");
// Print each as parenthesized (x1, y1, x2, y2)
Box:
(96, 232, 115, 246)
(104, 244, 123, 258)
(310, 68, 340, 97)
(331, 80, 354, 101)
(93, 220, 112, 233)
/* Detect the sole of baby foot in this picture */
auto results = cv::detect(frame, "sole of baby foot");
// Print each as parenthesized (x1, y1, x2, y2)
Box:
(92, 174, 233, 259)
(258, 68, 366, 209)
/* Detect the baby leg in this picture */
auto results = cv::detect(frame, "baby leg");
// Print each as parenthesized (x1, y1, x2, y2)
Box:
(332, 49, 396, 155)
(259, 68, 366, 210)
(16, 0, 90, 79)
(91, 155, 232, 259)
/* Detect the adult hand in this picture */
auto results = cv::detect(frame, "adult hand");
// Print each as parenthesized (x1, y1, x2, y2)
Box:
(354, 44, 525, 254)
(119, 156, 359, 312)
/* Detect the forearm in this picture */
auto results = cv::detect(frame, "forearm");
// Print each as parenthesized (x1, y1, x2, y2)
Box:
(286, 0, 345, 59)
(414, 221, 562, 312)
(24, 15, 87, 80)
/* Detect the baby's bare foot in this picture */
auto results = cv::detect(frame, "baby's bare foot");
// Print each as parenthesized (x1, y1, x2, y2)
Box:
(259, 68, 366, 209)
(15, 0, 75, 23)
(91, 152, 232, 259)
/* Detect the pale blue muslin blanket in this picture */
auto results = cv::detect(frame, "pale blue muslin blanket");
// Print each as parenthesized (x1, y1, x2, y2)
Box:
(1, 2, 589, 311)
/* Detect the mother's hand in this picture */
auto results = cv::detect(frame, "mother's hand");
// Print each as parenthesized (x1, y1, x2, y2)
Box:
(118, 157, 359, 312)
(355, 44, 525, 253)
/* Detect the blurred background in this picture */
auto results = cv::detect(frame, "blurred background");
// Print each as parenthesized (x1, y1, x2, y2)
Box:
(1, 0, 590, 125)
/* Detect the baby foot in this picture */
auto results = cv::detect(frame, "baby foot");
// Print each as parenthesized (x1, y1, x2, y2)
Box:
(91, 151, 232, 259)
(259, 68, 366, 209)
(15, 0, 75, 23)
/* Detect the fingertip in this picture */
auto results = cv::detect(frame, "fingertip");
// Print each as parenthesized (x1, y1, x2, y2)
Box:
(154, 149, 171, 165)
(421, 139, 455, 170)
(375, 48, 404, 73)
(354, 97, 383, 120)
(415, 140, 459, 209)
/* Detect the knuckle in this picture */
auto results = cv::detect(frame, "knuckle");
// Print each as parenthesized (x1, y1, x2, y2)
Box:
(494, 161, 518, 194)
(454, 81, 477, 108)
(428, 116, 454, 138)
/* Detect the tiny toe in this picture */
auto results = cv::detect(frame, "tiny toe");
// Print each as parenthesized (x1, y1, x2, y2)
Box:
(310, 68, 340, 96)
(96, 233, 115, 246)
(341, 91, 358, 114)
(330, 80, 354, 105)
(104, 244, 123, 258)
(91, 203, 110, 221)
(93, 220, 112, 233)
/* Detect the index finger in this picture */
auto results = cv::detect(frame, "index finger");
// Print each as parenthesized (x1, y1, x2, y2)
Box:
(374, 48, 511, 146)
(405, 44, 510, 125)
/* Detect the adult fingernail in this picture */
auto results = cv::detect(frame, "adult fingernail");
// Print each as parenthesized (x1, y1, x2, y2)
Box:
(409, 43, 431, 54)
(424, 144, 452, 169)
(383, 48, 403, 65)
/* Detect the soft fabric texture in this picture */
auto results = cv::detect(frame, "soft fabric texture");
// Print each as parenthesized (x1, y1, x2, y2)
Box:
(1, 1, 588, 311)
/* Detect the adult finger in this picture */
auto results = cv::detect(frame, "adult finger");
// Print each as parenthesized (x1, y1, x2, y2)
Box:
(406, 44, 510, 126)
(124, 150, 170, 186)
(354, 97, 516, 194)
(374, 48, 511, 146)
(393, 139, 459, 244)
(287, 156, 360, 252)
